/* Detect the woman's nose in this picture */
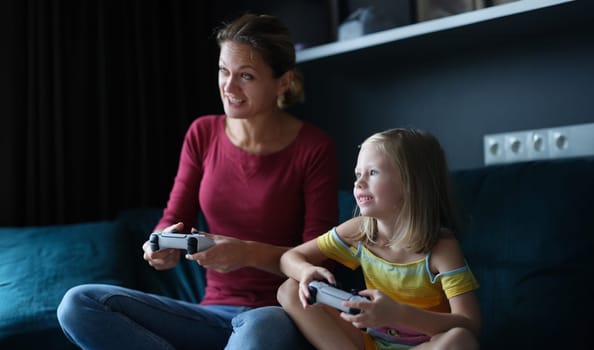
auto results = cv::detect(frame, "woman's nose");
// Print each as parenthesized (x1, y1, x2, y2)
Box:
(221, 76, 237, 93)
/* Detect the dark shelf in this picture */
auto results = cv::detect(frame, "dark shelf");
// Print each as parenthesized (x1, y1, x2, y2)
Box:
(296, 0, 581, 65)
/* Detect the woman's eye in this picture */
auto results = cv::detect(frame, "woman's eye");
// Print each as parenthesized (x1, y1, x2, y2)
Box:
(370, 169, 378, 175)
(354, 172, 361, 179)
(241, 73, 254, 80)
(218, 67, 228, 75)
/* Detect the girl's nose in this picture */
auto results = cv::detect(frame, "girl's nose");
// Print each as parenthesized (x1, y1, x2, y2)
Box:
(354, 177, 364, 188)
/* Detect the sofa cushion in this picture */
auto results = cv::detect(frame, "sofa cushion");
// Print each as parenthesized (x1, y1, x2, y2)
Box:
(0, 220, 134, 349)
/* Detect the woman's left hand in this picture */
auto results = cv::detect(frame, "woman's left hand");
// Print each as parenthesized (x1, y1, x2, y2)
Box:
(185, 234, 246, 273)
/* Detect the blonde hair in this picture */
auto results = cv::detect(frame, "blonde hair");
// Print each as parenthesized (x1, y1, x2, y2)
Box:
(216, 14, 304, 109)
(354, 128, 459, 253)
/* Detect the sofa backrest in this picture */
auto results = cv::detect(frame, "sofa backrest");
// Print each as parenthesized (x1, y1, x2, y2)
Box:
(451, 156, 594, 348)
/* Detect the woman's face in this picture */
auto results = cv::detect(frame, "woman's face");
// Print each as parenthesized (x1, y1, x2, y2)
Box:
(353, 143, 404, 221)
(218, 41, 288, 119)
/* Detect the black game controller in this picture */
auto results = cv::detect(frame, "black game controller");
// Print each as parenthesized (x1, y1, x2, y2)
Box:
(307, 280, 368, 315)
(149, 232, 215, 255)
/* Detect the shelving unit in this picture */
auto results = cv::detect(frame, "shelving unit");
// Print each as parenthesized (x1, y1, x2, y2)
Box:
(292, 0, 593, 186)
(296, 0, 574, 63)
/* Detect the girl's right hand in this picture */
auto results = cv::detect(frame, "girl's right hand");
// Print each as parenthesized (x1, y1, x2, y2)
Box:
(142, 222, 184, 270)
(298, 265, 335, 308)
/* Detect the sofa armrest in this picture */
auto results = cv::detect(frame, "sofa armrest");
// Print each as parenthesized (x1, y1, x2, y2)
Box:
(0, 220, 134, 348)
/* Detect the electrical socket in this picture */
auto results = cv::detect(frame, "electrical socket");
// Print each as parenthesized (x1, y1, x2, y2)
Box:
(484, 134, 505, 165)
(549, 123, 594, 159)
(526, 130, 549, 160)
(504, 132, 528, 163)
(484, 122, 594, 165)
(548, 127, 571, 159)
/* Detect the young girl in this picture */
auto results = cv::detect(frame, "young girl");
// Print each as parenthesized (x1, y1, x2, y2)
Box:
(278, 128, 481, 350)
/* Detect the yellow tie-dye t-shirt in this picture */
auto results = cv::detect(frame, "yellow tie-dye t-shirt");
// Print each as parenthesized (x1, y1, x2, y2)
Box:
(316, 227, 479, 312)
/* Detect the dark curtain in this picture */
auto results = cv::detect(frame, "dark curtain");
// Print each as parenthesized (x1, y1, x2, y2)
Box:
(0, 0, 221, 226)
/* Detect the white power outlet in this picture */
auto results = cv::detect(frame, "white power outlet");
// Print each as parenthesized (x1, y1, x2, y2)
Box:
(526, 130, 549, 160)
(484, 122, 594, 165)
(484, 134, 505, 165)
(549, 123, 594, 159)
(504, 132, 528, 163)
(548, 127, 571, 159)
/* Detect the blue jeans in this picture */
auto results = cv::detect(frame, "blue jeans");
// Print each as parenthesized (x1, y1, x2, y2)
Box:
(57, 284, 313, 350)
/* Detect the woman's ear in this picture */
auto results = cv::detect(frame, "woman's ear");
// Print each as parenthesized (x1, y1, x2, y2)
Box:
(277, 69, 294, 96)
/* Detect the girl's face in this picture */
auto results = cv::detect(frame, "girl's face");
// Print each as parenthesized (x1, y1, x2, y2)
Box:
(353, 143, 404, 221)
(218, 41, 289, 119)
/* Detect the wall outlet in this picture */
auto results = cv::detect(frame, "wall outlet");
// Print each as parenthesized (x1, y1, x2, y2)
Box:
(548, 127, 571, 159)
(484, 122, 594, 165)
(526, 130, 549, 160)
(549, 123, 594, 159)
(484, 134, 505, 165)
(504, 132, 528, 163)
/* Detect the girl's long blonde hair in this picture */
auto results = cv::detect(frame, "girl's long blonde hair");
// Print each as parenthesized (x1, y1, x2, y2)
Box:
(354, 128, 459, 253)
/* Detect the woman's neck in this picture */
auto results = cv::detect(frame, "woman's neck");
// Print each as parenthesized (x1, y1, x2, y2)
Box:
(225, 111, 300, 154)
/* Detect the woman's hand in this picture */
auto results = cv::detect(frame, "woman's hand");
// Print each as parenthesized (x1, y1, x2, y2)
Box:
(142, 222, 183, 270)
(185, 234, 247, 273)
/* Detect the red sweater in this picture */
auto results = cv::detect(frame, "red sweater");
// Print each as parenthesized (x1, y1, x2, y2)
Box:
(156, 115, 339, 306)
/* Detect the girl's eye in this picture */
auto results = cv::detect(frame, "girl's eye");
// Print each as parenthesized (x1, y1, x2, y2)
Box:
(370, 169, 378, 175)
(354, 172, 361, 179)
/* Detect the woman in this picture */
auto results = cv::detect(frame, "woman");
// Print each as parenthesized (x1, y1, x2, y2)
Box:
(57, 14, 337, 350)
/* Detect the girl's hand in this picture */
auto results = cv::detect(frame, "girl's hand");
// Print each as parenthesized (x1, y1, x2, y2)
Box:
(340, 289, 401, 329)
(297, 265, 336, 308)
(142, 222, 184, 270)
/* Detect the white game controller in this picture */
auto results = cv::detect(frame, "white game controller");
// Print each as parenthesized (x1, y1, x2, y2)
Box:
(149, 232, 214, 255)
(307, 280, 368, 315)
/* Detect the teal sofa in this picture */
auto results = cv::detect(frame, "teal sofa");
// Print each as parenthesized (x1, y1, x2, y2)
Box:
(1, 157, 592, 349)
